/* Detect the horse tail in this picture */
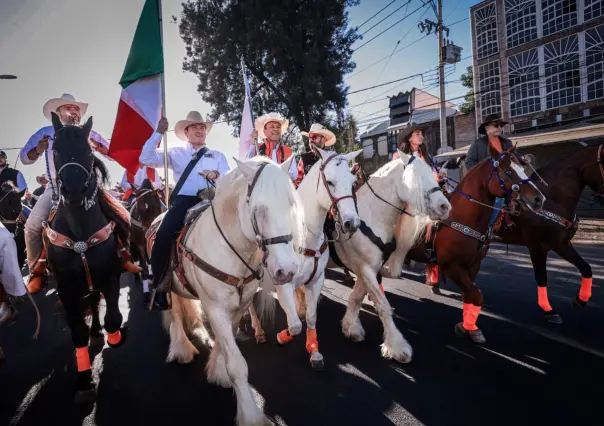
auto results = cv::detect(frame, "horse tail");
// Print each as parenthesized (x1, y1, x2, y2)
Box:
(253, 275, 276, 329)
(293, 286, 307, 320)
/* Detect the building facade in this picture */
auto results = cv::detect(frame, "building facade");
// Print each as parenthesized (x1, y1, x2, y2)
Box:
(470, 0, 604, 134)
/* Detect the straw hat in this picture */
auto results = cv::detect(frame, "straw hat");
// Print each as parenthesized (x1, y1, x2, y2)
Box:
(43, 93, 88, 120)
(174, 111, 213, 141)
(300, 123, 336, 147)
(254, 112, 289, 139)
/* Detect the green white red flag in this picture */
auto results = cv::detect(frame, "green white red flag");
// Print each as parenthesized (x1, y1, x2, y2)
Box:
(108, 0, 164, 176)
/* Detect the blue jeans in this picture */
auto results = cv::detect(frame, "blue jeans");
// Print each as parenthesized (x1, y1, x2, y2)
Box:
(489, 197, 505, 227)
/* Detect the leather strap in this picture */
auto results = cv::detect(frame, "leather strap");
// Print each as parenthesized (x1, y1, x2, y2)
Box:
(298, 240, 328, 286)
(170, 146, 208, 203)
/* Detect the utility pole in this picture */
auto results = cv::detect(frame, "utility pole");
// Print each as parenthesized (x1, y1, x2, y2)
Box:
(437, 0, 448, 153)
(418, 1, 462, 154)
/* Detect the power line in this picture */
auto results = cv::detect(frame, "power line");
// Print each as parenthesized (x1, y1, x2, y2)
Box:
(360, 0, 412, 36)
(353, 1, 431, 52)
(357, 0, 400, 29)
(348, 73, 424, 94)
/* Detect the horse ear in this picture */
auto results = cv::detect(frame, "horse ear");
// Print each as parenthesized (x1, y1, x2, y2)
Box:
(314, 146, 328, 162)
(82, 116, 93, 136)
(131, 183, 139, 192)
(343, 149, 363, 163)
(51, 112, 63, 132)
(280, 155, 295, 175)
(233, 157, 257, 182)
(398, 149, 412, 167)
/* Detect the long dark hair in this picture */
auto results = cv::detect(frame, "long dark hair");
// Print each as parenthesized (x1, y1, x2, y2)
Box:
(397, 129, 429, 161)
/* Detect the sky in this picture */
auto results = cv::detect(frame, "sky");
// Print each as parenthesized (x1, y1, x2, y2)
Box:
(0, 0, 474, 189)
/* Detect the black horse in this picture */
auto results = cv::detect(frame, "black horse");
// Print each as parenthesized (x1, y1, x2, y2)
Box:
(128, 178, 164, 304)
(47, 113, 127, 402)
(0, 180, 27, 268)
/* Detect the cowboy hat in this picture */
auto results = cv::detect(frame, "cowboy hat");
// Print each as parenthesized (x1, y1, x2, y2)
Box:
(478, 114, 508, 135)
(300, 123, 336, 147)
(43, 93, 88, 121)
(0, 151, 6, 160)
(174, 111, 213, 141)
(397, 122, 426, 145)
(254, 112, 289, 139)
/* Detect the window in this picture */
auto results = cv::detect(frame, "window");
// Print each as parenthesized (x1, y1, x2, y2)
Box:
(543, 35, 581, 109)
(505, 0, 538, 48)
(474, 3, 499, 59)
(585, 0, 603, 22)
(478, 61, 502, 118)
(541, 0, 577, 37)
(508, 49, 541, 116)
(586, 25, 604, 101)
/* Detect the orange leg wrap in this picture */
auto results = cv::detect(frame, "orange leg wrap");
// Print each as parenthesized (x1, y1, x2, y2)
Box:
(378, 284, 385, 295)
(306, 328, 319, 353)
(277, 329, 294, 344)
(107, 330, 122, 346)
(430, 265, 439, 285)
(537, 286, 553, 312)
(462, 303, 481, 332)
(579, 277, 593, 303)
(76, 347, 91, 372)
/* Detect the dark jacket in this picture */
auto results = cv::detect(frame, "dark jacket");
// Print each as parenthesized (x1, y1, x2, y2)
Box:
(464, 135, 514, 170)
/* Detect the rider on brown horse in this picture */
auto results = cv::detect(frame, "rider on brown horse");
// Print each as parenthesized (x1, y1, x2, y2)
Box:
(20, 93, 142, 294)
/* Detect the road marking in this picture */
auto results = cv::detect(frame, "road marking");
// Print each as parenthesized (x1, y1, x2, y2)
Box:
(480, 347, 547, 375)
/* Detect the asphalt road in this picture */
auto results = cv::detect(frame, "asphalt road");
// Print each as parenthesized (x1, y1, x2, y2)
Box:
(1, 242, 603, 426)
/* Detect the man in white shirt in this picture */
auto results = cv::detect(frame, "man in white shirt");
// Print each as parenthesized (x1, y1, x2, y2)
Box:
(19, 93, 141, 294)
(248, 112, 298, 182)
(139, 110, 230, 311)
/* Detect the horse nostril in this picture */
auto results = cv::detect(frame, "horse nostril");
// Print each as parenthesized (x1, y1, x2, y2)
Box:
(534, 196, 542, 207)
(439, 203, 449, 212)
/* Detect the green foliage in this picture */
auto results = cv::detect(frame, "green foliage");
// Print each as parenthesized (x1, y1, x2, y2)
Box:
(178, 0, 360, 137)
(459, 65, 475, 115)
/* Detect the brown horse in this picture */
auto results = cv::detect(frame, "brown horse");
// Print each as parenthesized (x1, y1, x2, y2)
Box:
(404, 145, 545, 343)
(492, 144, 603, 322)
(128, 179, 164, 304)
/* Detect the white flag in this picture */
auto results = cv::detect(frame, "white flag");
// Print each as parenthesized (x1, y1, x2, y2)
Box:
(238, 61, 254, 161)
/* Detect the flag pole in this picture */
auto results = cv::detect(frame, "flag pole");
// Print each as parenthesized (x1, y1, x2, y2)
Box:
(157, 0, 170, 207)
(241, 57, 258, 156)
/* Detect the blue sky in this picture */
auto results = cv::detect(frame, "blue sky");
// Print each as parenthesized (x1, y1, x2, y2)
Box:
(0, 0, 474, 188)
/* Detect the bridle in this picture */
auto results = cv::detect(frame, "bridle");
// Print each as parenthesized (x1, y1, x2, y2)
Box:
(318, 153, 359, 230)
(50, 129, 99, 210)
(208, 162, 293, 279)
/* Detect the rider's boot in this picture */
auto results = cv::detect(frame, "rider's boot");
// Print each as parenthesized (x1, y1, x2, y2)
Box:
(27, 249, 47, 294)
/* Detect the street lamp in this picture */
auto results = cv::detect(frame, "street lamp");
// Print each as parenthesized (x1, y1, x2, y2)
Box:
(0, 75, 17, 80)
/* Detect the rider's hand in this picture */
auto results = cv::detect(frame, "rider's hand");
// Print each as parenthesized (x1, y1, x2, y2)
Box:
(156, 117, 169, 134)
(200, 170, 218, 180)
(250, 129, 258, 141)
(36, 136, 50, 153)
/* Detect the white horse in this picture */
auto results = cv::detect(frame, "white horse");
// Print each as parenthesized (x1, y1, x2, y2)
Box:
(304, 151, 451, 364)
(249, 147, 362, 369)
(163, 156, 305, 426)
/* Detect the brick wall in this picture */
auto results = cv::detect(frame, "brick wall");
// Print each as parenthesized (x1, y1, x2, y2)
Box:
(454, 113, 477, 149)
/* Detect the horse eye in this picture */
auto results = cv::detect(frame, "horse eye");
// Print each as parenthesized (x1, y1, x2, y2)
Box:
(506, 170, 512, 175)
(326, 181, 335, 186)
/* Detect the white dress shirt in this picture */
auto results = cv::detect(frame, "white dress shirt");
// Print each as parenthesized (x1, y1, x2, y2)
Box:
(139, 132, 230, 197)
(247, 143, 298, 181)
(120, 166, 162, 191)
(20, 126, 110, 180)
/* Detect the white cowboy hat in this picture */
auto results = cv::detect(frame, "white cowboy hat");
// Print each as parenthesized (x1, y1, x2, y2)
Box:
(43, 93, 88, 120)
(174, 111, 213, 141)
(254, 112, 289, 139)
(300, 123, 336, 147)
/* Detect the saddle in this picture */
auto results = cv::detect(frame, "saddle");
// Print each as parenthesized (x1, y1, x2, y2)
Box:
(145, 199, 213, 297)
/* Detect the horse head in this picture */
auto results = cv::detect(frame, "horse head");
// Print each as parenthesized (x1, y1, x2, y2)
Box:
(132, 178, 163, 229)
(485, 144, 545, 212)
(231, 157, 305, 285)
(395, 149, 451, 221)
(310, 147, 362, 234)
(51, 113, 109, 209)
(0, 181, 23, 221)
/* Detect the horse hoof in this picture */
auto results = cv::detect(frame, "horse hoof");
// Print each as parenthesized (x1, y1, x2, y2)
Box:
(255, 334, 267, 344)
(74, 387, 97, 404)
(310, 358, 324, 370)
(431, 286, 442, 295)
(572, 297, 587, 309)
(544, 312, 563, 324)
(454, 323, 486, 344)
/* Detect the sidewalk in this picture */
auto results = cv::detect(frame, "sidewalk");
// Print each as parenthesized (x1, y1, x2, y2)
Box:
(574, 218, 604, 242)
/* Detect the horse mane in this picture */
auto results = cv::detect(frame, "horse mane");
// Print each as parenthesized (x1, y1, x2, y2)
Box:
(140, 178, 155, 191)
(93, 156, 110, 187)
(98, 189, 130, 245)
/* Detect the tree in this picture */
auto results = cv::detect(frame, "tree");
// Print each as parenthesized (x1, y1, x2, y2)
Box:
(178, 0, 360, 138)
(459, 65, 475, 115)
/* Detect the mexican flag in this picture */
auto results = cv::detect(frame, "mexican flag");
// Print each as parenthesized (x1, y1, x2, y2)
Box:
(108, 0, 164, 175)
